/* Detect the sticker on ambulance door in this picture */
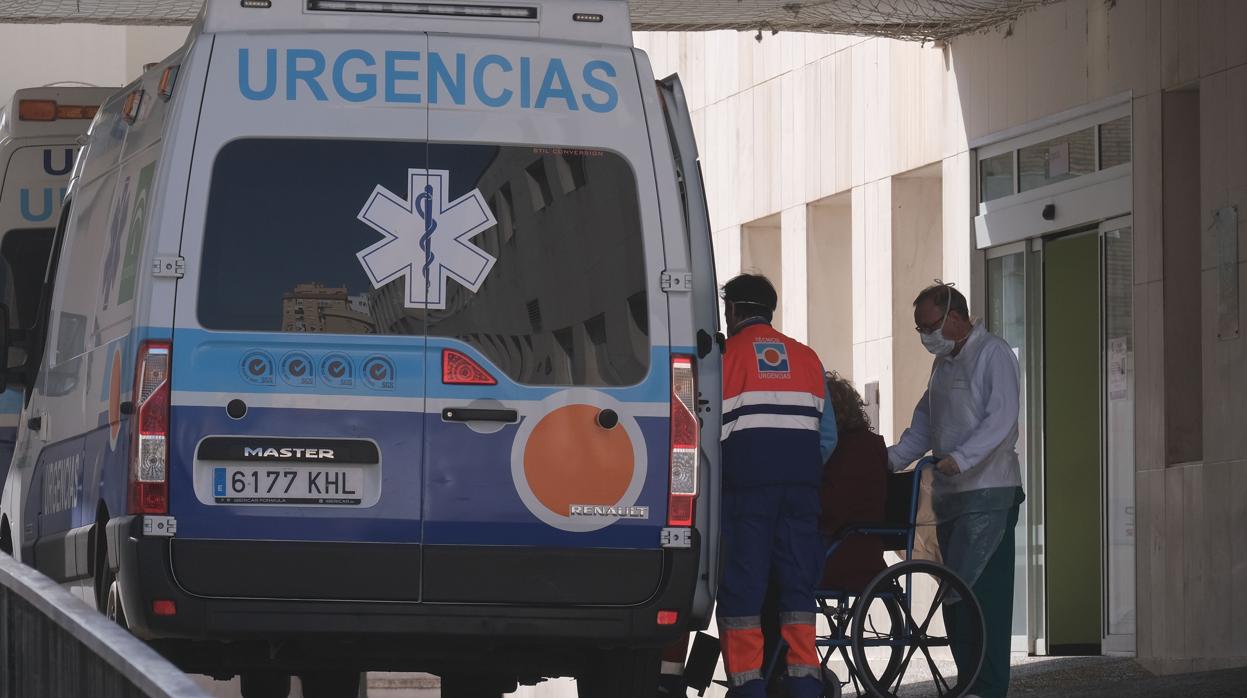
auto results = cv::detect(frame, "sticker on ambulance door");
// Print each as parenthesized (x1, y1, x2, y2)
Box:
(356, 169, 497, 310)
(510, 390, 648, 533)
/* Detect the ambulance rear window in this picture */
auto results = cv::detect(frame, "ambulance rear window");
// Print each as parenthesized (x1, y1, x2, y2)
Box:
(198, 138, 650, 386)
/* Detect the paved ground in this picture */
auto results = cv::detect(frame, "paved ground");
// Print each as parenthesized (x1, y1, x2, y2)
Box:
(832, 656, 1247, 698)
(189, 657, 1247, 697)
(999, 656, 1247, 697)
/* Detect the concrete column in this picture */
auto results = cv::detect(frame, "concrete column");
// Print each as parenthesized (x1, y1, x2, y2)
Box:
(852, 179, 895, 440)
(941, 151, 975, 295)
(713, 225, 743, 285)
(891, 169, 943, 445)
(740, 215, 783, 331)
(713, 225, 743, 321)
(780, 205, 809, 341)
(806, 194, 853, 378)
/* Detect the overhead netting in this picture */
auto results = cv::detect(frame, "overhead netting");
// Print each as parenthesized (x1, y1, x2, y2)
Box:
(0, 1, 202, 26)
(631, 0, 1053, 41)
(0, 0, 1053, 41)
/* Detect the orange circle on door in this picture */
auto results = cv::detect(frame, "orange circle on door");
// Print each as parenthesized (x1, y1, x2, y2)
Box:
(523, 404, 635, 517)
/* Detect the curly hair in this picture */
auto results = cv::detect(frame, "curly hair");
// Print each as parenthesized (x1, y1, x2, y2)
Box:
(825, 371, 873, 433)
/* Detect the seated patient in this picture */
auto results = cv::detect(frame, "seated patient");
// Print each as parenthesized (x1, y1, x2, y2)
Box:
(760, 373, 891, 693)
(818, 372, 889, 592)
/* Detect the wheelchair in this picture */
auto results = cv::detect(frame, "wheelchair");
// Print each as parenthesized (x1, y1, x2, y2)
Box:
(762, 458, 986, 698)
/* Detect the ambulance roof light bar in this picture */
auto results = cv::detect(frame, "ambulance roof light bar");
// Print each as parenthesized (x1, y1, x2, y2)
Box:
(18, 100, 99, 122)
(305, 1, 538, 19)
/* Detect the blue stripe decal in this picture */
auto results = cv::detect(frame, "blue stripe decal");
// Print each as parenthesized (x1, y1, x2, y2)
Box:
(0, 390, 22, 415)
(171, 329, 686, 404)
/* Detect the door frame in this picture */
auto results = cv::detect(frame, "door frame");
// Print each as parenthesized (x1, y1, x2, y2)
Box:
(987, 223, 1139, 657)
(974, 99, 1136, 657)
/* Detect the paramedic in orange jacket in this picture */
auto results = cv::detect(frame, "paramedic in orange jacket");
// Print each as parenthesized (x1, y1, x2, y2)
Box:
(717, 274, 837, 698)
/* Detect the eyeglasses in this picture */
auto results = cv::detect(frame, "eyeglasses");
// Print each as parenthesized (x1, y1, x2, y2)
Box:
(915, 301, 952, 335)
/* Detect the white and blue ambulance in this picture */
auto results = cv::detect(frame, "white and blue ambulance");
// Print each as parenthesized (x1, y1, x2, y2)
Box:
(0, 86, 115, 491)
(0, 2, 721, 696)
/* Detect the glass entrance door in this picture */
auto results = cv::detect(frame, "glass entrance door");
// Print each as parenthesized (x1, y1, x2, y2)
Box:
(1100, 215, 1136, 654)
(986, 242, 1038, 653)
(985, 217, 1137, 657)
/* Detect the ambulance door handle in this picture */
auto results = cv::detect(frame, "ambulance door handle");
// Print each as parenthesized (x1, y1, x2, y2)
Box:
(442, 407, 518, 424)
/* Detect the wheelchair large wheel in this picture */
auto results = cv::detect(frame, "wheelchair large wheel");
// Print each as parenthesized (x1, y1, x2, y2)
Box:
(850, 560, 984, 697)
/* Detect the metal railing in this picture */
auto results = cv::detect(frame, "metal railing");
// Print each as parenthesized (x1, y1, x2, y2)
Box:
(0, 553, 208, 698)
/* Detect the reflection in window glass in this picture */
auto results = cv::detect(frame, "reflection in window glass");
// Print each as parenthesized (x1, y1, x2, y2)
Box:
(199, 139, 650, 387)
(526, 160, 553, 211)
(1018, 127, 1095, 192)
(426, 143, 650, 386)
(979, 152, 1014, 202)
(1099, 116, 1132, 170)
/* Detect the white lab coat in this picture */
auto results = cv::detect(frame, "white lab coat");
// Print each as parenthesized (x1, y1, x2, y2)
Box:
(888, 322, 1023, 498)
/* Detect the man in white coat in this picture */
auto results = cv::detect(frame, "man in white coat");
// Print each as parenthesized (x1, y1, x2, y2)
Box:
(889, 283, 1025, 698)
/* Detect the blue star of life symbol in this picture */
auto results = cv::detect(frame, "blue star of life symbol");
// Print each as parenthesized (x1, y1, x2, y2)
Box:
(356, 169, 498, 310)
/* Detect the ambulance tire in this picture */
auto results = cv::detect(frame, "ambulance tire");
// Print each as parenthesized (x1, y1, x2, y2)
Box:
(297, 670, 363, 698)
(93, 520, 111, 614)
(576, 648, 662, 698)
(239, 671, 291, 698)
(439, 674, 506, 698)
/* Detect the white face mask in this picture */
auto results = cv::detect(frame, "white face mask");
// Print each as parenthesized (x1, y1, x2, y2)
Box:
(921, 329, 956, 357)
(919, 302, 956, 356)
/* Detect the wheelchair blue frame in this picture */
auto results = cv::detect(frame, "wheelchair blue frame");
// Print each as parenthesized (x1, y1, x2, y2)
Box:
(761, 456, 982, 697)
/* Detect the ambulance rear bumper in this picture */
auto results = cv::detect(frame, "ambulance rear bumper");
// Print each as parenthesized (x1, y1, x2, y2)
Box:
(108, 516, 698, 659)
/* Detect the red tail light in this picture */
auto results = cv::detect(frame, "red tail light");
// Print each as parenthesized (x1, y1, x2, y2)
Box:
(442, 349, 496, 385)
(668, 355, 698, 527)
(129, 341, 171, 514)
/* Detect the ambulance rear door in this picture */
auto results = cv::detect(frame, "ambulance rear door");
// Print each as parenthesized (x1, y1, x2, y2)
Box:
(655, 73, 722, 625)
(168, 30, 432, 602)
(419, 33, 672, 605)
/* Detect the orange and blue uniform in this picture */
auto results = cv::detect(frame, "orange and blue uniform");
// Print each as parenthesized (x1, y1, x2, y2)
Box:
(718, 319, 837, 697)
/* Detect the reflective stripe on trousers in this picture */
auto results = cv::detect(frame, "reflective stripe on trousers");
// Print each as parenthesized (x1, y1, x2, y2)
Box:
(779, 611, 819, 678)
(719, 615, 764, 687)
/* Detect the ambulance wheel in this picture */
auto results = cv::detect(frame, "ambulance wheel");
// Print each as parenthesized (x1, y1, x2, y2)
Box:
(104, 580, 128, 628)
(439, 673, 507, 697)
(93, 521, 113, 615)
(239, 671, 291, 698)
(576, 648, 661, 698)
(297, 670, 363, 698)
